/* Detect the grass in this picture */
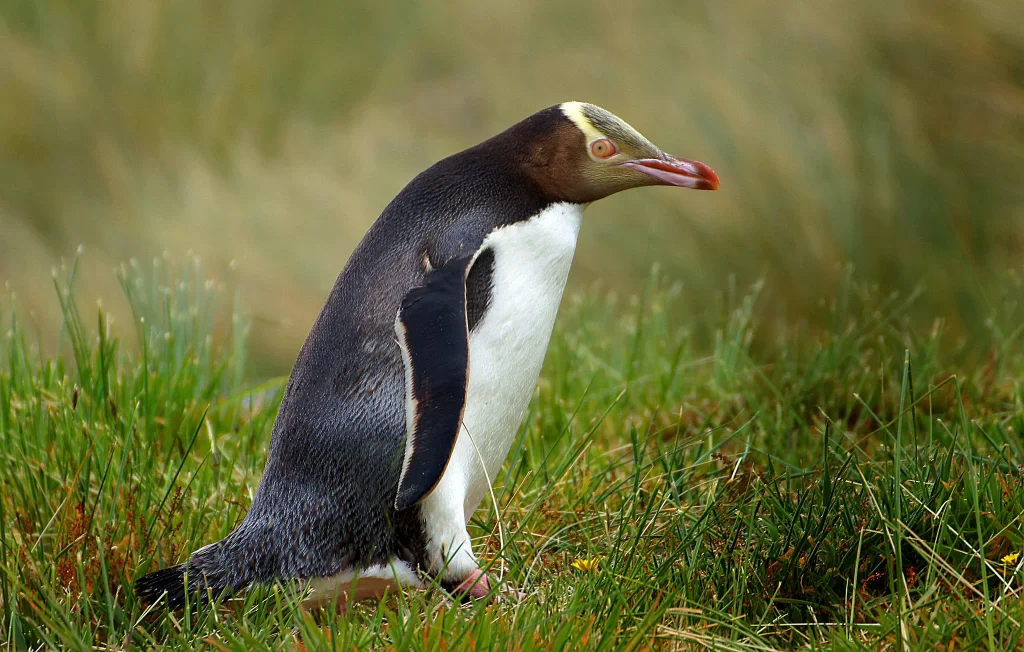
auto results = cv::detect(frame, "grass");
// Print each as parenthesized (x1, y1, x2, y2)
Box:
(2, 256, 1024, 650)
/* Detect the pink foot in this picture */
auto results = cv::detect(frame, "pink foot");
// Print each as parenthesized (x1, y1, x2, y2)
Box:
(454, 569, 491, 599)
(452, 570, 526, 601)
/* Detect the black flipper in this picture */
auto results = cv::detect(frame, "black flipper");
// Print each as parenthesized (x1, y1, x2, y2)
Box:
(394, 255, 473, 511)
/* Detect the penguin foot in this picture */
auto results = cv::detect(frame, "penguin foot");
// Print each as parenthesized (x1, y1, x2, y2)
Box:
(454, 569, 491, 599)
(450, 569, 526, 602)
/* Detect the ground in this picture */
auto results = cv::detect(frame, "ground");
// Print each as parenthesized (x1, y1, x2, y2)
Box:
(2, 257, 1023, 650)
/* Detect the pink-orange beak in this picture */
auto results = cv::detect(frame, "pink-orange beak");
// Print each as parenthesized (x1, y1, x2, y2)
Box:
(619, 155, 720, 191)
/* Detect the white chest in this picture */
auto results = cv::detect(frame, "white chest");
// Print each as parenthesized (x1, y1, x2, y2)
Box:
(451, 202, 584, 517)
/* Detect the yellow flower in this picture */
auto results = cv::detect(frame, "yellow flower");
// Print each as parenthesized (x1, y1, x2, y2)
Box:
(571, 557, 601, 573)
(1002, 552, 1020, 565)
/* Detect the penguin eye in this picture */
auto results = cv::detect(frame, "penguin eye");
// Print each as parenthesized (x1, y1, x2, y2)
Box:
(590, 139, 617, 159)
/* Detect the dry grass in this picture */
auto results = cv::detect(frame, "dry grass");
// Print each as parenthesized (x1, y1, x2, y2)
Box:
(1, 0, 1022, 375)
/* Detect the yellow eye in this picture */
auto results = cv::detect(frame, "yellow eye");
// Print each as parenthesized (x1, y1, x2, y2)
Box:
(590, 139, 617, 159)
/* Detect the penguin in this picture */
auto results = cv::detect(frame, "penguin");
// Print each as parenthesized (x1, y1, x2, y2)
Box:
(135, 102, 719, 608)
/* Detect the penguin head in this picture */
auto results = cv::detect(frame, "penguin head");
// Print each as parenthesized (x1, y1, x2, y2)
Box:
(496, 102, 720, 205)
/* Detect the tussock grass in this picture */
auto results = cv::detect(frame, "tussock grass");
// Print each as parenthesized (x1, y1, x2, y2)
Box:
(2, 0, 1022, 372)
(2, 258, 1023, 650)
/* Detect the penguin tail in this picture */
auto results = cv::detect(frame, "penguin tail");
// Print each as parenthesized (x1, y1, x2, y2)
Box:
(135, 546, 237, 609)
(135, 564, 190, 608)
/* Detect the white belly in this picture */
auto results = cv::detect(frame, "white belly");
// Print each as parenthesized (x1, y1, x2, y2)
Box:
(456, 202, 584, 516)
(417, 202, 584, 578)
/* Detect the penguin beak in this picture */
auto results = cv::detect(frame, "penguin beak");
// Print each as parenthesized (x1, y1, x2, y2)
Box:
(618, 155, 720, 191)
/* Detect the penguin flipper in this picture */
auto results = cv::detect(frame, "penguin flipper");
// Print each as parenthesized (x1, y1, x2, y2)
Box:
(393, 255, 473, 511)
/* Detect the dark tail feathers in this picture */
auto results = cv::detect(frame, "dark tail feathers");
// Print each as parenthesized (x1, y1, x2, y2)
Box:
(135, 564, 190, 608)
(135, 561, 234, 609)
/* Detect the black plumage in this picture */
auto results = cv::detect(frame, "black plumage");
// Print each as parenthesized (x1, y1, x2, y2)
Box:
(135, 106, 579, 607)
(134, 101, 720, 608)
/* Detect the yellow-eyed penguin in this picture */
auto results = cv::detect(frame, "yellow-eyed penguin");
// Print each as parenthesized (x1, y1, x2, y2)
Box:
(135, 102, 719, 607)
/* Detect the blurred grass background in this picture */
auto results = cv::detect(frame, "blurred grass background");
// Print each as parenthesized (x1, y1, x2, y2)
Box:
(1, 0, 1022, 376)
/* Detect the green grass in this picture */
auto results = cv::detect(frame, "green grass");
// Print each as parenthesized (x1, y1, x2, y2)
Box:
(3, 257, 1024, 650)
